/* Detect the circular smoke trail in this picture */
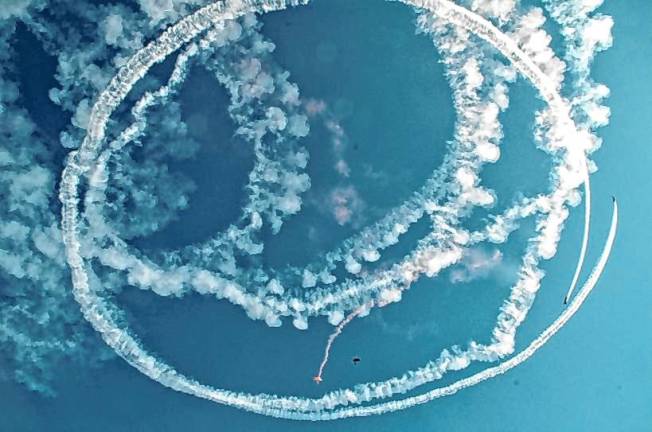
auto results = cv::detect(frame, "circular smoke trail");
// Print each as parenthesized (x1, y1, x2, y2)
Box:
(57, 0, 615, 420)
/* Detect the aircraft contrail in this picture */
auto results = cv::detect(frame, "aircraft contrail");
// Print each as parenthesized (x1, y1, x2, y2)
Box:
(565, 164, 592, 304)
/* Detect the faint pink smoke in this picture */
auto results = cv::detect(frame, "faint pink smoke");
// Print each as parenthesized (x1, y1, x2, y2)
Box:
(304, 98, 327, 116)
(329, 186, 364, 226)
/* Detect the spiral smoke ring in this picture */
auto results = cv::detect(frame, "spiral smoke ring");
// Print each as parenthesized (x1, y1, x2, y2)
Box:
(52, 0, 617, 420)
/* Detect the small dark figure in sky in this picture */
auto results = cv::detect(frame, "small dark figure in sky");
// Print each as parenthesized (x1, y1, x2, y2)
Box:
(352, 356, 361, 365)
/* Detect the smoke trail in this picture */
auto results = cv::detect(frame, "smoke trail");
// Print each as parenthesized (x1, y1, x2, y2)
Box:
(542, 1, 612, 306)
(294, 197, 618, 420)
(0, 0, 610, 403)
(53, 0, 614, 420)
(314, 302, 371, 383)
(565, 165, 591, 304)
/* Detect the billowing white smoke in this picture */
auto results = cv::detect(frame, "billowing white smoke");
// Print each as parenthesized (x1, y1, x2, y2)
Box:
(0, 15, 105, 394)
(1, 0, 614, 420)
(0, 0, 217, 393)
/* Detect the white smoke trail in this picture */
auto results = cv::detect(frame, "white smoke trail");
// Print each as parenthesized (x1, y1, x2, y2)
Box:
(67, 0, 529, 334)
(288, 197, 617, 420)
(542, 0, 612, 306)
(425, 0, 595, 307)
(565, 170, 591, 304)
(54, 0, 614, 420)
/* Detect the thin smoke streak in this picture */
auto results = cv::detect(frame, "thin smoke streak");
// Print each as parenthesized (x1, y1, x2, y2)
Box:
(314, 303, 369, 383)
(565, 166, 591, 304)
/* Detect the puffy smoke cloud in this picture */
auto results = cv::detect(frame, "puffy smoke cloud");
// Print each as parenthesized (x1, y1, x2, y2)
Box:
(0, 0, 614, 417)
(470, 0, 516, 24)
(137, 0, 204, 24)
(328, 186, 366, 226)
(0, 0, 44, 20)
(102, 13, 124, 46)
(0, 0, 216, 393)
(0, 23, 110, 392)
(449, 247, 503, 283)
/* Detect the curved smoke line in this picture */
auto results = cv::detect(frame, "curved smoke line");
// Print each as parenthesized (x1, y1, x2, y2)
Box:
(56, 0, 613, 420)
(269, 197, 618, 420)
